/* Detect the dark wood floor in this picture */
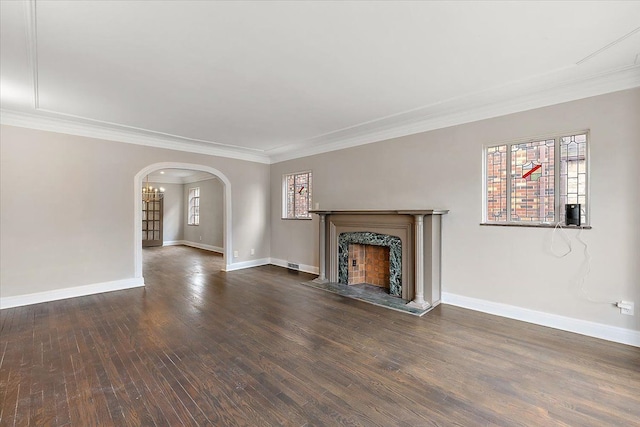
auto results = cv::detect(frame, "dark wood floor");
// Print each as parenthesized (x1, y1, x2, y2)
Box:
(1, 246, 639, 426)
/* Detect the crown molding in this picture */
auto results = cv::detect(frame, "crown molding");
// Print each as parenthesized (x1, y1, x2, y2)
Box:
(0, 109, 272, 164)
(269, 65, 640, 163)
(182, 172, 218, 184)
(146, 172, 218, 184)
(8, 0, 271, 165)
(145, 175, 184, 184)
(2, 65, 638, 166)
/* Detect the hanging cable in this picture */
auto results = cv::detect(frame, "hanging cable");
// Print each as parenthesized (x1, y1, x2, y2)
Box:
(550, 222, 572, 258)
(550, 221, 614, 305)
(574, 226, 613, 304)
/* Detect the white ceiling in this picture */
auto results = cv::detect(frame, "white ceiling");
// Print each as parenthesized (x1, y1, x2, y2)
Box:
(1, 1, 639, 164)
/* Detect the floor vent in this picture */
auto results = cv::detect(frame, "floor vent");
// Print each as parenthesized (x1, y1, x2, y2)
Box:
(287, 262, 300, 270)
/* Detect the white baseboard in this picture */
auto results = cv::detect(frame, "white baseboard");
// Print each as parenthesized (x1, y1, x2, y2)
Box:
(223, 258, 319, 274)
(269, 258, 319, 275)
(0, 277, 145, 310)
(224, 258, 271, 272)
(442, 292, 640, 348)
(164, 240, 223, 254)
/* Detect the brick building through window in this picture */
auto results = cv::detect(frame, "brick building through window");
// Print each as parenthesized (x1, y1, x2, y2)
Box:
(484, 132, 588, 225)
(283, 171, 312, 219)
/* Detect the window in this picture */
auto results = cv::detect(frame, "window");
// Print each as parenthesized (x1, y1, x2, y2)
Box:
(283, 171, 312, 219)
(484, 132, 588, 226)
(188, 187, 200, 225)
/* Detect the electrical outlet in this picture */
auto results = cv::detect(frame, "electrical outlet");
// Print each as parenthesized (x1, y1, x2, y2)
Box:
(199, 235, 202, 241)
(251, 248, 255, 255)
(233, 250, 239, 258)
(618, 301, 634, 316)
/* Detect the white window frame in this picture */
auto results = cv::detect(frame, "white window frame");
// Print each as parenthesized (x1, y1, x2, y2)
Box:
(187, 187, 200, 226)
(282, 171, 312, 220)
(482, 130, 590, 227)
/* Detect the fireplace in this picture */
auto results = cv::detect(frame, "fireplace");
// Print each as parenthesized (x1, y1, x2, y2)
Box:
(311, 210, 448, 310)
(339, 232, 402, 296)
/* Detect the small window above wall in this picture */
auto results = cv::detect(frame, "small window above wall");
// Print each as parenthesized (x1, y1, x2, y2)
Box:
(188, 187, 200, 225)
(282, 171, 312, 219)
(483, 131, 589, 227)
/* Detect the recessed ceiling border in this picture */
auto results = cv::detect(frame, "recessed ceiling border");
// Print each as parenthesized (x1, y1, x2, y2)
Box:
(268, 64, 640, 163)
(21, 0, 268, 162)
(6, 1, 640, 167)
(25, 0, 39, 109)
(2, 63, 638, 166)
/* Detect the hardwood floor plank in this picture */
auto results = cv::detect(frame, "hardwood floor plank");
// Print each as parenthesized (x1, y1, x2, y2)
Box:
(0, 341, 16, 425)
(1, 245, 639, 426)
(127, 345, 195, 426)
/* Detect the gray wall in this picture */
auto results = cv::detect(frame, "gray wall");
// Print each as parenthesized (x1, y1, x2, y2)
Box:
(0, 125, 271, 298)
(270, 88, 640, 331)
(1, 88, 638, 335)
(145, 177, 224, 248)
(183, 177, 224, 249)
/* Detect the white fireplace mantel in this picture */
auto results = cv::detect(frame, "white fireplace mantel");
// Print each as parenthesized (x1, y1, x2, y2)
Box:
(311, 209, 448, 311)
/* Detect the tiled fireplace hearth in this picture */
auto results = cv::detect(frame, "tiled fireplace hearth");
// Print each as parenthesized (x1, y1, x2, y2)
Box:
(311, 210, 448, 310)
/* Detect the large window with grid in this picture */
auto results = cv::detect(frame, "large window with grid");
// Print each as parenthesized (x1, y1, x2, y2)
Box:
(484, 132, 589, 226)
(187, 187, 200, 226)
(283, 171, 312, 219)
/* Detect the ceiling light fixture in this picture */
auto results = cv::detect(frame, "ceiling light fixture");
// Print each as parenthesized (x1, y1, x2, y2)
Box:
(142, 175, 164, 202)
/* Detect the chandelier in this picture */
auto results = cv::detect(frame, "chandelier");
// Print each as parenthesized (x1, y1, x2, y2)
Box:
(142, 175, 164, 202)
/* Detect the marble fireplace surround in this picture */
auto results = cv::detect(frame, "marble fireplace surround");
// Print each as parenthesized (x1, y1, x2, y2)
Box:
(311, 210, 448, 310)
(340, 232, 402, 295)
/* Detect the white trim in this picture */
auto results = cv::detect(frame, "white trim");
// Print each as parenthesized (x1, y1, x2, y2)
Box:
(153, 251, 318, 273)
(147, 174, 218, 184)
(183, 241, 223, 253)
(171, 240, 223, 254)
(25, 0, 39, 109)
(482, 131, 590, 225)
(198, 257, 319, 274)
(269, 65, 640, 163)
(442, 292, 640, 348)
(1, 65, 636, 165)
(146, 175, 184, 184)
(577, 27, 640, 65)
(187, 186, 200, 226)
(224, 258, 271, 272)
(0, 109, 271, 164)
(182, 173, 219, 184)
(282, 170, 313, 219)
(269, 258, 319, 275)
(0, 277, 144, 309)
(135, 162, 233, 276)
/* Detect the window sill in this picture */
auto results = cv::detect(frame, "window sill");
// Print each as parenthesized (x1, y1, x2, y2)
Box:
(281, 217, 313, 221)
(480, 222, 591, 229)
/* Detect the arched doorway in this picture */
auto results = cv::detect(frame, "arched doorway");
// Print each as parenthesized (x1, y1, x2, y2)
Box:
(134, 162, 232, 280)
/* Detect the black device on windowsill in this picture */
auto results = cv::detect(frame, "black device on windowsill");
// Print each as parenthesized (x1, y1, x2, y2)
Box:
(565, 204, 581, 226)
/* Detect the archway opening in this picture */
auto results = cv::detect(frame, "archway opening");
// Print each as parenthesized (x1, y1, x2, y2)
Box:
(134, 162, 232, 280)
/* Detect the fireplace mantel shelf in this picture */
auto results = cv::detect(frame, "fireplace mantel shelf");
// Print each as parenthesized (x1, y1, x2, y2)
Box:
(310, 209, 449, 216)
